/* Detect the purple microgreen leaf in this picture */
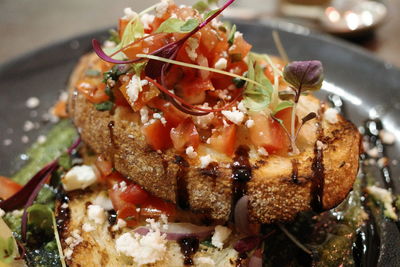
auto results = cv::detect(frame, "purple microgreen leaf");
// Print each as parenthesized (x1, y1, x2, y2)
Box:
(283, 60, 323, 101)
(234, 236, 262, 253)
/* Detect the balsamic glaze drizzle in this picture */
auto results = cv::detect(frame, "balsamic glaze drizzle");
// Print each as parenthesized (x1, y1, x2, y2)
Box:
(178, 236, 199, 265)
(231, 146, 252, 219)
(174, 155, 190, 210)
(291, 159, 299, 184)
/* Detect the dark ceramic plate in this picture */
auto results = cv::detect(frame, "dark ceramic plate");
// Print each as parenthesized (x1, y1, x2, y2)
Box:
(0, 20, 399, 265)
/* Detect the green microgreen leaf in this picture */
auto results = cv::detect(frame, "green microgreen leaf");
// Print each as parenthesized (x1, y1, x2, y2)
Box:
(228, 24, 236, 46)
(208, 0, 219, 5)
(58, 152, 72, 170)
(243, 54, 274, 111)
(204, 8, 219, 19)
(193, 1, 209, 13)
(108, 29, 121, 44)
(27, 204, 53, 234)
(94, 101, 114, 111)
(156, 18, 199, 33)
(273, 101, 294, 115)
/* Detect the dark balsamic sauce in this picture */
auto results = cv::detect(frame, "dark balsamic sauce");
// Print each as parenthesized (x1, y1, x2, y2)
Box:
(107, 121, 116, 149)
(200, 162, 220, 178)
(291, 159, 299, 184)
(311, 138, 325, 212)
(235, 252, 248, 267)
(231, 146, 252, 219)
(174, 155, 190, 210)
(178, 236, 199, 265)
(56, 192, 70, 234)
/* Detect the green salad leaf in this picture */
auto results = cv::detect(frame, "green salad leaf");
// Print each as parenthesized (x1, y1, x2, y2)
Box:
(273, 100, 293, 115)
(156, 18, 199, 33)
(193, 1, 209, 13)
(27, 204, 54, 234)
(0, 236, 15, 264)
(228, 24, 236, 46)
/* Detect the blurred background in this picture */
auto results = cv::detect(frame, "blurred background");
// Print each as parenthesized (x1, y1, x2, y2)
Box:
(0, 0, 399, 67)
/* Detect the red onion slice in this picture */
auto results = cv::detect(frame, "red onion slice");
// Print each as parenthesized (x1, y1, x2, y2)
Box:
(134, 222, 214, 241)
(234, 195, 251, 235)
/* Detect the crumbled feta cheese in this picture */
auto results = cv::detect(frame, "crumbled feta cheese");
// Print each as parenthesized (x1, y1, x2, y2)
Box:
(123, 7, 137, 20)
(234, 31, 243, 39)
(127, 75, 142, 104)
(93, 194, 114, 211)
(217, 89, 231, 100)
(140, 106, 150, 124)
(185, 38, 199, 61)
(112, 219, 127, 232)
(257, 147, 268, 156)
(379, 130, 396, 145)
(87, 204, 106, 225)
(199, 155, 213, 168)
(141, 13, 155, 30)
(221, 110, 244, 125)
(82, 223, 95, 232)
(103, 40, 116, 48)
(62, 165, 98, 191)
(0, 208, 5, 218)
(367, 146, 379, 158)
(21, 135, 29, 144)
(245, 119, 254, 128)
(316, 140, 327, 150)
(324, 108, 339, 124)
(237, 101, 246, 113)
(193, 112, 214, 129)
(195, 257, 215, 266)
(155, 0, 171, 18)
(61, 203, 69, 209)
(377, 157, 389, 168)
(26, 97, 40, 109)
(64, 229, 83, 259)
(2, 139, 12, 146)
(211, 225, 231, 249)
(115, 220, 168, 265)
(366, 185, 398, 220)
(186, 146, 198, 159)
(214, 58, 227, 70)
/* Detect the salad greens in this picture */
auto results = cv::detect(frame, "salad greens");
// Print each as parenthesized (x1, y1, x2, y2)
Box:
(156, 18, 199, 33)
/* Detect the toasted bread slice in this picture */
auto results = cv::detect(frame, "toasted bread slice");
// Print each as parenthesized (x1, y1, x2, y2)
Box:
(57, 187, 240, 266)
(67, 53, 361, 223)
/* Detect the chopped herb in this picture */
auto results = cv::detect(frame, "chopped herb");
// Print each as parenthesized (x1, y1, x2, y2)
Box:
(85, 69, 101, 77)
(58, 153, 72, 170)
(200, 240, 215, 248)
(232, 74, 246, 88)
(103, 64, 131, 82)
(94, 101, 114, 111)
(193, 1, 209, 13)
(228, 24, 236, 46)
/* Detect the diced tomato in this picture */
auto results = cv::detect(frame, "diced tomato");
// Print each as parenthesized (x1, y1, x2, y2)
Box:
(118, 18, 130, 39)
(148, 98, 187, 128)
(0, 176, 22, 200)
(176, 78, 214, 104)
(52, 100, 68, 118)
(142, 119, 172, 151)
(119, 184, 150, 206)
(95, 155, 113, 177)
(209, 124, 237, 156)
(113, 85, 131, 107)
(170, 118, 200, 152)
(140, 198, 176, 218)
(274, 107, 299, 135)
(76, 81, 109, 104)
(108, 188, 130, 211)
(249, 114, 290, 155)
(118, 206, 139, 227)
(229, 34, 252, 59)
(123, 33, 172, 60)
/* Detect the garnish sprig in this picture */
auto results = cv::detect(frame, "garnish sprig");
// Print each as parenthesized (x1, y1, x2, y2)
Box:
(282, 60, 323, 154)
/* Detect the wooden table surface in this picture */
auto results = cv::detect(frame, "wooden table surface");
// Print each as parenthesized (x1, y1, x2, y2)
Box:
(0, 0, 399, 68)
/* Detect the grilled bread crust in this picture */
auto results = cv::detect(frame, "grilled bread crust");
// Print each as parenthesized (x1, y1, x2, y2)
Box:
(68, 53, 361, 224)
(58, 187, 240, 266)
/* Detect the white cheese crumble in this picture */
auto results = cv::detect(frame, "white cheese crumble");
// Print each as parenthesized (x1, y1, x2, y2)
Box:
(214, 58, 227, 70)
(237, 101, 247, 113)
(2, 139, 12, 146)
(379, 129, 396, 145)
(366, 185, 398, 220)
(23, 120, 35, 132)
(0, 208, 5, 218)
(123, 7, 137, 20)
(62, 165, 98, 191)
(155, 0, 171, 18)
(195, 256, 215, 266)
(115, 219, 168, 265)
(87, 204, 106, 225)
(112, 218, 128, 232)
(141, 13, 155, 30)
(367, 146, 379, 158)
(324, 108, 339, 124)
(185, 37, 199, 61)
(199, 155, 213, 168)
(140, 106, 150, 124)
(211, 225, 231, 249)
(37, 135, 47, 144)
(113, 181, 128, 192)
(245, 119, 254, 128)
(257, 147, 268, 156)
(82, 223, 95, 232)
(93, 194, 114, 211)
(127, 75, 145, 104)
(185, 146, 198, 159)
(64, 229, 83, 260)
(26, 97, 40, 109)
(316, 140, 327, 150)
(61, 203, 69, 209)
(221, 110, 244, 125)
